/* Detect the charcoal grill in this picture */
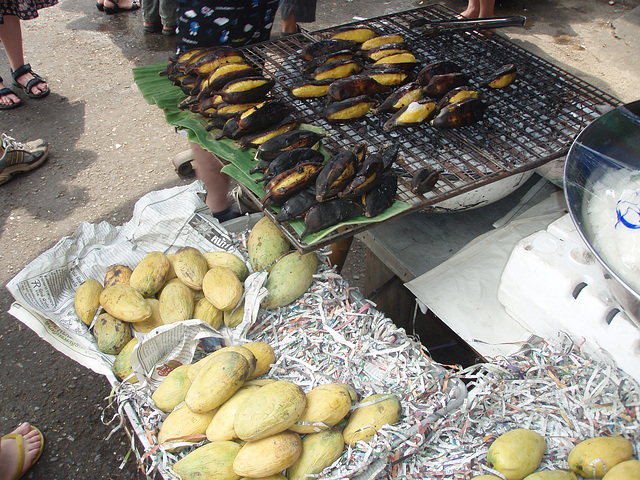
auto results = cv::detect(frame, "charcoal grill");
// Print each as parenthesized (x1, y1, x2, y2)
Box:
(233, 3, 621, 253)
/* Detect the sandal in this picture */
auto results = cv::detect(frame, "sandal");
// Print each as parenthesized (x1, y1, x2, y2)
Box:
(1, 423, 45, 479)
(103, 0, 140, 15)
(143, 22, 162, 34)
(11, 64, 50, 100)
(0, 76, 23, 110)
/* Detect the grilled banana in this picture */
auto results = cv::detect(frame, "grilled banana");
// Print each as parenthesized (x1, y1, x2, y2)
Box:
(416, 61, 462, 85)
(372, 52, 418, 71)
(327, 75, 391, 102)
(323, 95, 376, 123)
(362, 171, 398, 217)
(255, 130, 325, 162)
(330, 26, 378, 44)
(274, 187, 318, 222)
(339, 153, 384, 199)
(485, 63, 518, 88)
(302, 198, 363, 237)
(301, 50, 357, 76)
(256, 148, 326, 184)
(380, 143, 400, 171)
(218, 76, 275, 103)
(383, 99, 437, 131)
(435, 86, 480, 110)
(363, 68, 412, 86)
(410, 167, 440, 194)
(373, 82, 425, 114)
(215, 117, 242, 140)
(215, 101, 262, 119)
(289, 78, 334, 99)
(184, 48, 245, 76)
(315, 150, 359, 202)
(237, 115, 299, 149)
(351, 142, 368, 163)
(262, 162, 325, 206)
(313, 58, 364, 81)
(301, 39, 359, 62)
(199, 62, 260, 96)
(431, 97, 486, 128)
(424, 72, 469, 97)
(175, 47, 216, 73)
(364, 43, 412, 62)
(237, 99, 291, 134)
(360, 34, 405, 51)
(191, 96, 219, 117)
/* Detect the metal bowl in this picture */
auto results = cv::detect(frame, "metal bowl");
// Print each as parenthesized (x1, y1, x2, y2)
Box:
(564, 100, 640, 324)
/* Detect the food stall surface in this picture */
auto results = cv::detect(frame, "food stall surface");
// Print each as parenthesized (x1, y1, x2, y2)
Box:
(1, 0, 639, 478)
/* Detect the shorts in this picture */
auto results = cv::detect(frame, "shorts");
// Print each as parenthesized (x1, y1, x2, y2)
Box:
(279, 0, 316, 23)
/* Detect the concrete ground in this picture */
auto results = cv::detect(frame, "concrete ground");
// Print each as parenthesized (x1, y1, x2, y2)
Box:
(0, 0, 639, 477)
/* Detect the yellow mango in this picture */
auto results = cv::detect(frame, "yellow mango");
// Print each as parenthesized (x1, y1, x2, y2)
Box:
(193, 297, 223, 329)
(261, 251, 318, 310)
(185, 351, 251, 413)
(247, 216, 290, 273)
(290, 383, 352, 434)
(471, 477, 503, 480)
(93, 312, 133, 355)
(172, 246, 209, 290)
(187, 345, 257, 382)
(172, 441, 241, 480)
(99, 283, 152, 323)
(131, 298, 164, 334)
(568, 436, 633, 479)
(524, 470, 578, 479)
(112, 337, 138, 383)
(158, 278, 195, 324)
(342, 394, 401, 446)
(206, 385, 261, 442)
(151, 364, 192, 413)
(158, 403, 217, 445)
(74, 278, 103, 326)
(224, 299, 245, 328)
(204, 251, 250, 282)
(129, 251, 171, 297)
(602, 459, 640, 479)
(233, 431, 302, 478)
(487, 428, 547, 480)
(242, 341, 275, 380)
(103, 264, 133, 287)
(202, 266, 243, 311)
(287, 428, 345, 480)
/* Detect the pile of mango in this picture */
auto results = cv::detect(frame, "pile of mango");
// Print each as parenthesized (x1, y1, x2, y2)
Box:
(152, 341, 402, 480)
(475, 427, 639, 480)
(73, 216, 318, 382)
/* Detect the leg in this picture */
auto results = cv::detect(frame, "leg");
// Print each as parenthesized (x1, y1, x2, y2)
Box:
(142, 0, 162, 31)
(282, 10, 297, 34)
(0, 16, 48, 98)
(478, 0, 496, 18)
(190, 141, 230, 215)
(460, 0, 480, 18)
(0, 423, 44, 480)
(159, 0, 178, 32)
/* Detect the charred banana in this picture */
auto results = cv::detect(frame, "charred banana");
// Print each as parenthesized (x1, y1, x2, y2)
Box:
(323, 95, 376, 124)
(262, 162, 325, 206)
(302, 198, 363, 237)
(484, 63, 518, 88)
(431, 97, 486, 128)
(327, 75, 391, 102)
(330, 26, 378, 44)
(289, 78, 334, 99)
(423, 72, 469, 97)
(410, 167, 441, 194)
(217, 76, 275, 103)
(274, 187, 318, 222)
(184, 47, 245, 76)
(435, 86, 480, 110)
(339, 153, 385, 199)
(199, 62, 260, 96)
(301, 50, 357, 76)
(372, 52, 418, 72)
(255, 130, 325, 162)
(256, 148, 326, 184)
(315, 150, 359, 202)
(364, 43, 412, 62)
(360, 34, 405, 51)
(416, 61, 462, 85)
(373, 82, 425, 114)
(301, 39, 359, 62)
(237, 99, 291, 135)
(383, 99, 437, 131)
(362, 171, 398, 217)
(237, 115, 299, 149)
(313, 58, 364, 81)
(363, 68, 412, 86)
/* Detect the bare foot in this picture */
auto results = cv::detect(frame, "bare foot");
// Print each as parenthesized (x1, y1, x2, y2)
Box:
(0, 423, 43, 480)
(460, 8, 479, 18)
(0, 79, 21, 108)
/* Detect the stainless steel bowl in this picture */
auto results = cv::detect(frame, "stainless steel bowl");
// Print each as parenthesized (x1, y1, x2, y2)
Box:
(564, 100, 640, 324)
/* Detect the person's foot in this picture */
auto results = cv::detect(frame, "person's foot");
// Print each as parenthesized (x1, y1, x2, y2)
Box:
(103, 0, 140, 14)
(0, 423, 44, 480)
(13, 72, 48, 98)
(460, 8, 479, 18)
(143, 21, 161, 33)
(0, 78, 22, 109)
(0, 133, 49, 185)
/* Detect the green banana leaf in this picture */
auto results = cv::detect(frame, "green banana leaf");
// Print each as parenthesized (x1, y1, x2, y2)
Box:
(132, 61, 410, 245)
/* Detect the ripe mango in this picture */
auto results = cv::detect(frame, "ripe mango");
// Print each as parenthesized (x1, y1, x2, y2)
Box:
(158, 278, 195, 324)
(206, 385, 261, 442)
(158, 403, 217, 445)
(187, 345, 257, 382)
(290, 383, 352, 434)
(342, 393, 401, 446)
(74, 278, 103, 326)
(131, 298, 164, 334)
(93, 312, 133, 355)
(202, 266, 243, 311)
(471, 477, 503, 480)
(242, 341, 275, 379)
(204, 251, 250, 282)
(103, 264, 133, 287)
(247, 216, 290, 272)
(129, 251, 171, 297)
(487, 428, 546, 480)
(112, 337, 138, 383)
(185, 351, 251, 413)
(287, 428, 345, 480)
(99, 283, 152, 323)
(233, 431, 302, 478)
(152, 364, 192, 413)
(193, 297, 223, 329)
(568, 436, 633, 479)
(524, 470, 578, 479)
(172, 246, 209, 290)
(602, 459, 640, 479)
(261, 251, 318, 310)
(172, 440, 241, 480)
(224, 300, 245, 328)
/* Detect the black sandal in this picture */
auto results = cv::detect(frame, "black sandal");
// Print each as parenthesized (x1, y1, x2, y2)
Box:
(11, 64, 50, 100)
(103, 0, 140, 15)
(0, 75, 23, 110)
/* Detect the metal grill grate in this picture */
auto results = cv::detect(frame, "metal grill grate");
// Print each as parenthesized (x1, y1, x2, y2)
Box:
(238, 4, 621, 252)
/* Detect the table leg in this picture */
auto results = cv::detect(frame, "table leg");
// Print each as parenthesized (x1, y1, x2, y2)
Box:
(327, 235, 354, 274)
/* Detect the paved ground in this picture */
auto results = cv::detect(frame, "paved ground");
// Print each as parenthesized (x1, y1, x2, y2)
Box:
(1, 0, 639, 477)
